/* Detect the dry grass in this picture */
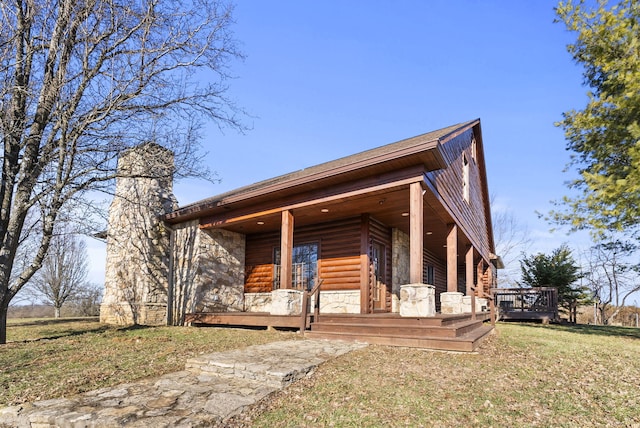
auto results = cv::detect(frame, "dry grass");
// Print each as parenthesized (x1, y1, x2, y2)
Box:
(230, 322, 640, 427)
(1, 318, 298, 407)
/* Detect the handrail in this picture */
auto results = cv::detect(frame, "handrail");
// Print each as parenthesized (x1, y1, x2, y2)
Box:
(300, 279, 323, 333)
(478, 288, 496, 325)
(470, 285, 477, 321)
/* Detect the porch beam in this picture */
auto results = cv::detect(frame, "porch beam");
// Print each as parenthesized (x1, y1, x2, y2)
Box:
(446, 224, 458, 292)
(199, 171, 426, 229)
(280, 210, 294, 289)
(409, 182, 423, 284)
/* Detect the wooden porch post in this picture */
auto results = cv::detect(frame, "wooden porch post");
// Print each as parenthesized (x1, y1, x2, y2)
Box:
(476, 260, 484, 296)
(446, 224, 457, 292)
(360, 214, 370, 314)
(280, 210, 294, 289)
(409, 182, 423, 284)
(466, 246, 475, 319)
(485, 264, 497, 325)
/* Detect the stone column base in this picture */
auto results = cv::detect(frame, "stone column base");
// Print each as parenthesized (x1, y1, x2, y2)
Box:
(400, 283, 435, 317)
(441, 292, 464, 314)
(462, 296, 489, 313)
(270, 289, 303, 315)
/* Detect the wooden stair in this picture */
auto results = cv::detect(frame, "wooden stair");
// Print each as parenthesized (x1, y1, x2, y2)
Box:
(305, 313, 493, 352)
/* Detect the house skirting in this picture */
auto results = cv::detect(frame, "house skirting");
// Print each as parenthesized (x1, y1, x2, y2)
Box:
(244, 290, 361, 314)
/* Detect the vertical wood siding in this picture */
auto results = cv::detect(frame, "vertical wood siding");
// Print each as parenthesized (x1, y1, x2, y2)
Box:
(425, 128, 492, 260)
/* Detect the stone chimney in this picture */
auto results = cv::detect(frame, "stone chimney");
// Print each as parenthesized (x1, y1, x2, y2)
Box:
(100, 143, 178, 325)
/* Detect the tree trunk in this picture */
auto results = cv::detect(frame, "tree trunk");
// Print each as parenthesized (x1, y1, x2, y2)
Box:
(0, 300, 8, 344)
(54, 306, 61, 318)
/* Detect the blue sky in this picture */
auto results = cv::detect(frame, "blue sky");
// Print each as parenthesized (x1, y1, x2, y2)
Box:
(87, 0, 592, 284)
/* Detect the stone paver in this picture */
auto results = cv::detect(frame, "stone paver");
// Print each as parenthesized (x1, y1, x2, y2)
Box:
(0, 339, 366, 428)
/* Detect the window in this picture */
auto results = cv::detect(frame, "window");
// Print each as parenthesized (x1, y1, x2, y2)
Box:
(471, 136, 477, 162)
(425, 265, 435, 285)
(273, 243, 318, 290)
(462, 154, 470, 203)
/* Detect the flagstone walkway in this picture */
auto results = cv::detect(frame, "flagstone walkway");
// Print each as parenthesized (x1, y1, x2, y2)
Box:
(0, 339, 366, 427)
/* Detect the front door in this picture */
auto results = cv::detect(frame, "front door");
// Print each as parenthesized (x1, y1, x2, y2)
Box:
(370, 241, 388, 312)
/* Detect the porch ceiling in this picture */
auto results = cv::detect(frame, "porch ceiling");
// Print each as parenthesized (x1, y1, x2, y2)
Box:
(203, 185, 472, 262)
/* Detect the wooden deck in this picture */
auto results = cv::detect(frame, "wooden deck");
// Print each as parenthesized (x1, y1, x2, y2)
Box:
(493, 287, 559, 323)
(186, 311, 494, 352)
(185, 312, 303, 328)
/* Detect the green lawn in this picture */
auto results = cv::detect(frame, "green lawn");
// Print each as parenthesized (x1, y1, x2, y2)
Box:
(2, 319, 639, 427)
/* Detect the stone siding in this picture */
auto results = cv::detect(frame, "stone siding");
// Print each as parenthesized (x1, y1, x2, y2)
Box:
(245, 290, 361, 314)
(392, 228, 410, 313)
(400, 283, 436, 317)
(171, 222, 246, 324)
(312, 290, 361, 314)
(441, 291, 464, 314)
(245, 293, 272, 312)
(271, 289, 303, 315)
(100, 144, 177, 325)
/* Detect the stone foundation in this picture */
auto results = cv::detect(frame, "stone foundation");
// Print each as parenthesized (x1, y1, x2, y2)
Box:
(312, 290, 360, 314)
(245, 293, 272, 313)
(244, 290, 361, 314)
(270, 289, 303, 315)
(441, 292, 464, 314)
(400, 283, 435, 317)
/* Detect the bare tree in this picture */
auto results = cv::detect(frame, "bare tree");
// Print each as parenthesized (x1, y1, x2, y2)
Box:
(69, 282, 103, 317)
(0, 0, 244, 343)
(491, 199, 532, 287)
(584, 240, 640, 325)
(27, 228, 90, 318)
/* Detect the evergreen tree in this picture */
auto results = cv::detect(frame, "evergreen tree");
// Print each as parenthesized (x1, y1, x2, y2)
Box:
(553, 1, 640, 233)
(519, 245, 590, 318)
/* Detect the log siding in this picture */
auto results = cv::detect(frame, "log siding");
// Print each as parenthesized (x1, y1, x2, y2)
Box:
(244, 217, 362, 293)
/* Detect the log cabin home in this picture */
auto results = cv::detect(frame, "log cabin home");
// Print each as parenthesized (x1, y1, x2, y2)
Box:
(100, 119, 500, 351)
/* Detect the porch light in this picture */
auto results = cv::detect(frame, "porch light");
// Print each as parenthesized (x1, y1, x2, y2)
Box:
(401, 212, 409, 217)
(257, 221, 265, 225)
(426, 231, 433, 235)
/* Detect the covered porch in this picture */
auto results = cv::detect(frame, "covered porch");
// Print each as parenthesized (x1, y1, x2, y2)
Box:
(162, 121, 499, 351)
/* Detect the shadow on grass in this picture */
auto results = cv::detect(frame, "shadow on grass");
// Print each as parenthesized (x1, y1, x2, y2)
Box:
(9, 319, 161, 343)
(505, 321, 640, 340)
(8, 317, 99, 327)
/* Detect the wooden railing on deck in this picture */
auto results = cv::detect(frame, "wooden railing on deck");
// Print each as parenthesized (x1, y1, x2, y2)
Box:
(492, 287, 558, 322)
(300, 279, 323, 333)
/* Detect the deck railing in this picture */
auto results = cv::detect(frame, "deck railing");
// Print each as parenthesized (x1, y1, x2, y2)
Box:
(300, 279, 323, 333)
(492, 287, 559, 322)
